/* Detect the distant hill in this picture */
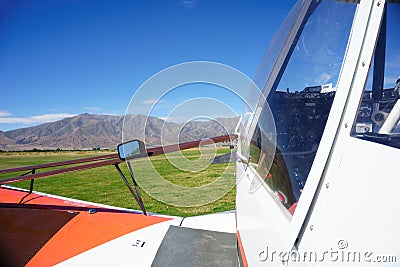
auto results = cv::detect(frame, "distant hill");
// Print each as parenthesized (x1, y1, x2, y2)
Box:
(0, 113, 239, 151)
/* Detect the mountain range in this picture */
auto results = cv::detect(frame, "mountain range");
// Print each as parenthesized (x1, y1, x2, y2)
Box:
(0, 113, 239, 151)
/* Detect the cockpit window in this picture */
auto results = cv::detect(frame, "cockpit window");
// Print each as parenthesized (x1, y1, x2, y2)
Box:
(248, 0, 357, 212)
(352, 3, 400, 149)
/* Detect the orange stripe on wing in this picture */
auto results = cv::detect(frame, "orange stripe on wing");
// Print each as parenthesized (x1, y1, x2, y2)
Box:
(26, 212, 169, 266)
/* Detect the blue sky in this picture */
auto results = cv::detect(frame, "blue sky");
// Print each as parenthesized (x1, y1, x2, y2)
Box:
(0, 0, 296, 131)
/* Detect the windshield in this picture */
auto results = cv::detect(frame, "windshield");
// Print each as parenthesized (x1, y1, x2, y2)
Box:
(245, 0, 358, 213)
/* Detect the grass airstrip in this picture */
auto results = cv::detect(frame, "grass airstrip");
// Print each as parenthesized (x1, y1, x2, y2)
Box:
(0, 147, 236, 217)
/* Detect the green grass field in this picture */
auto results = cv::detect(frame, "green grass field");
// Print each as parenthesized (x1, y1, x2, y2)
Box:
(0, 148, 236, 217)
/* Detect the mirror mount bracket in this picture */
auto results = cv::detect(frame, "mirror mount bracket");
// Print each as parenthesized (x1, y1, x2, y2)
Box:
(114, 162, 147, 216)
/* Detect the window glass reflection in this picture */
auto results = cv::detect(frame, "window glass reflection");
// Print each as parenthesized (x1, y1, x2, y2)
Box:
(249, 0, 357, 212)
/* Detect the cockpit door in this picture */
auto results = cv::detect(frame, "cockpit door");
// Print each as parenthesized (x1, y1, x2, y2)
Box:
(236, 1, 386, 266)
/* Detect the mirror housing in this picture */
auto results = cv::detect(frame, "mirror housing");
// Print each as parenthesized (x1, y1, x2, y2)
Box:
(117, 139, 147, 161)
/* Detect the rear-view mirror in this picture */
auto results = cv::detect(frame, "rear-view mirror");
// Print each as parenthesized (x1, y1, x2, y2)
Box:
(117, 139, 147, 161)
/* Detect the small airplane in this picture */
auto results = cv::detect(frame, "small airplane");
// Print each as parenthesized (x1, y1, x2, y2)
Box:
(1, 0, 399, 266)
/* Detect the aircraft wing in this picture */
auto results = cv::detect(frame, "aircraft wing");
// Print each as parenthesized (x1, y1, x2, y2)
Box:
(0, 185, 237, 266)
